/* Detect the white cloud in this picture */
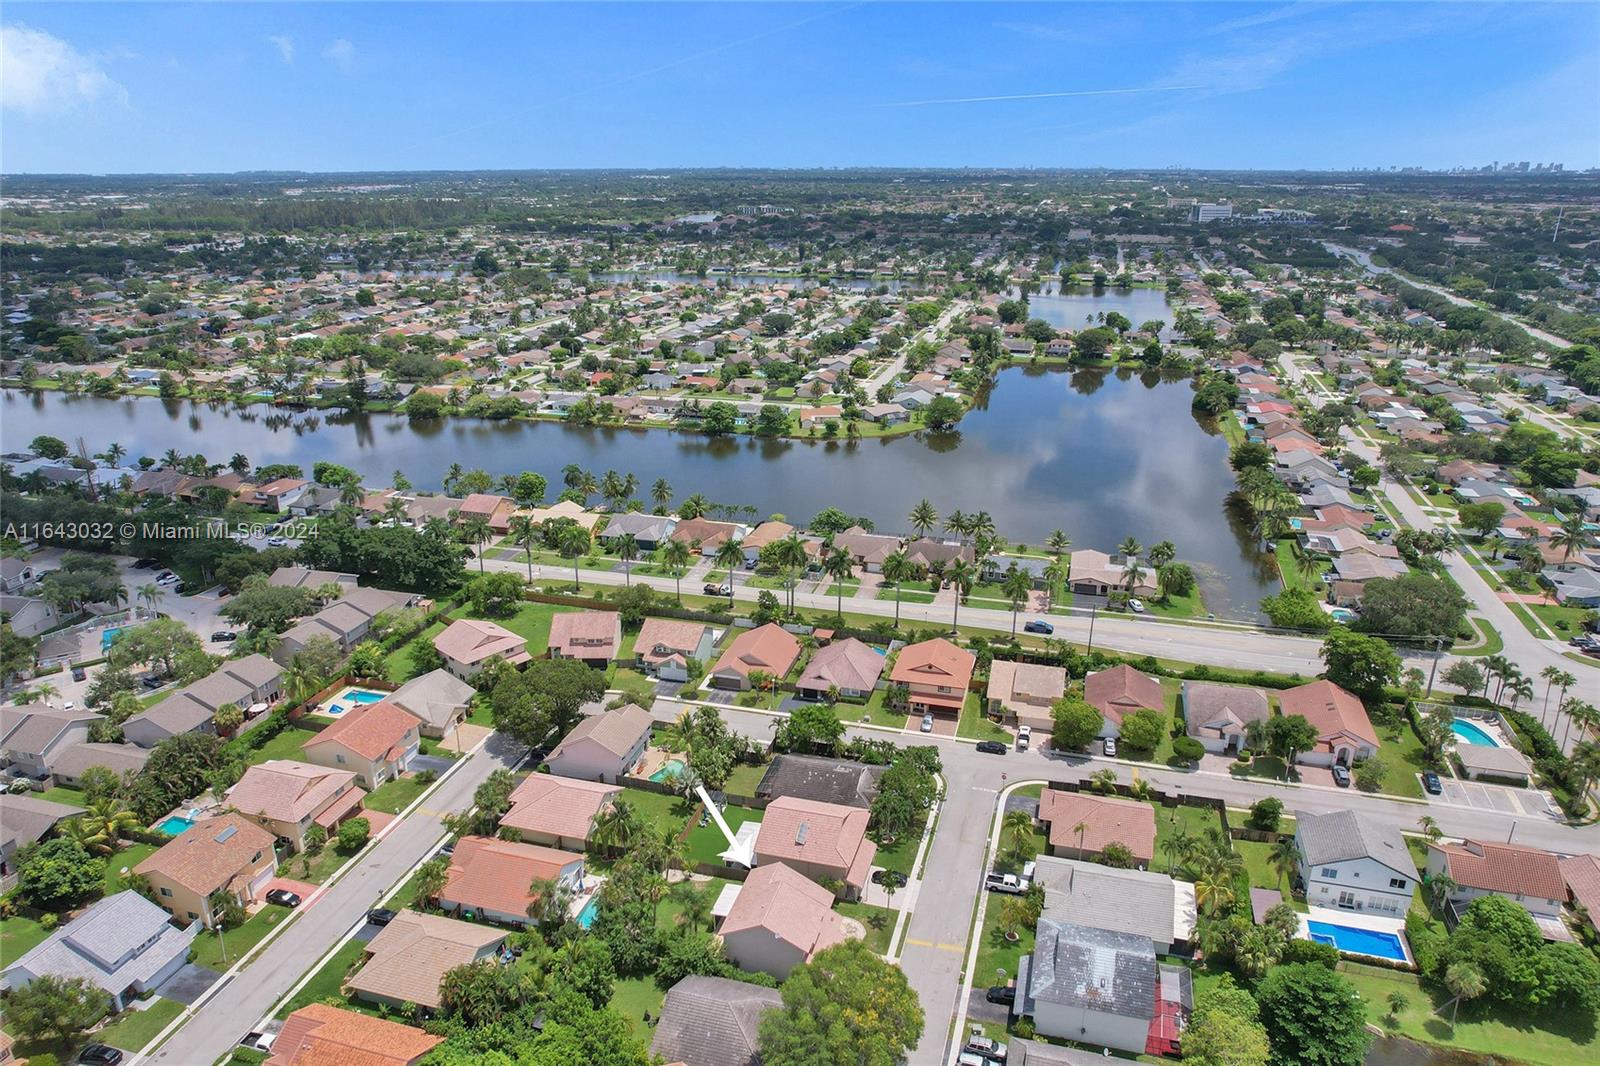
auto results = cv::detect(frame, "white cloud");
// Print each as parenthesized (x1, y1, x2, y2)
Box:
(268, 35, 294, 64)
(0, 23, 127, 116)
(322, 38, 355, 74)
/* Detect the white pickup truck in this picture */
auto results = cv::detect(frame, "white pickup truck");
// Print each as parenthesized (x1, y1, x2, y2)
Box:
(984, 871, 1025, 894)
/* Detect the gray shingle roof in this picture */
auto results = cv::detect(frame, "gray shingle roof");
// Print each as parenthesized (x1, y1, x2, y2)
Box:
(1296, 809, 1419, 880)
(1027, 919, 1156, 1020)
(755, 754, 885, 809)
(649, 975, 782, 1066)
(2, 891, 196, 996)
(1032, 857, 1197, 947)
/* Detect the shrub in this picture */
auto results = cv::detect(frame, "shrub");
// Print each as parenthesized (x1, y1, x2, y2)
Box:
(335, 817, 371, 853)
(1248, 797, 1283, 833)
(1280, 937, 1339, 969)
(1172, 736, 1205, 763)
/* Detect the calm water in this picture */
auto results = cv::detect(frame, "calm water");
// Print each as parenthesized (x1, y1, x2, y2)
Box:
(1, 368, 1276, 616)
(1008, 285, 1180, 338)
(597, 270, 909, 293)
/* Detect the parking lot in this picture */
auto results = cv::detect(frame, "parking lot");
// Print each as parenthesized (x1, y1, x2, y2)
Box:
(1434, 776, 1562, 818)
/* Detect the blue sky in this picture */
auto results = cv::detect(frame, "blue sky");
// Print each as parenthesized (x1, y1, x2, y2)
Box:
(2, 2, 1595, 173)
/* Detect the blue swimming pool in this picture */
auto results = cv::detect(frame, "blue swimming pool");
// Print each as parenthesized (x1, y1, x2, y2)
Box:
(649, 758, 687, 783)
(1452, 718, 1500, 747)
(1307, 921, 1408, 961)
(101, 627, 125, 652)
(322, 687, 389, 717)
(156, 815, 195, 836)
(576, 897, 601, 930)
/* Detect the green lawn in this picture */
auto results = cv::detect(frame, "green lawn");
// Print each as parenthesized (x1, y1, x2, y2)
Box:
(609, 976, 666, 1035)
(876, 584, 936, 605)
(1527, 601, 1597, 637)
(684, 805, 762, 867)
(190, 903, 292, 969)
(1152, 804, 1225, 875)
(1275, 539, 1326, 593)
(852, 687, 909, 728)
(98, 996, 186, 1051)
(608, 666, 659, 707)
(974, 894, 1033, 989)
(364, 773, 431, 814)
(383, 619, 447, 682)
(106, 842, 159, 893)
(37, 784, 88, 806)
(836, 900, 897, 954)
(956, 692, 1009, 742)
(0, 914, 50, 960)
(1363, 717, 1430, 799)
(725, 761, 769, 796)
(871, 806, 930, 878)
(278, 842, 347, 885)
(276, 937, 370, 1018)
(1339, 961, 1596, 1066)
(1148, 585, 1207, 619)
(617, 785, 694, 839)
(243, 725, 323, 766)
(1235, 839, 1295, 903)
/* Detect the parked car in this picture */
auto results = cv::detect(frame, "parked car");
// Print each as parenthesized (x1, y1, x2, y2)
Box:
(239, 1032, 278, 1054)
(132, 558, 160, 570)
(70, 665, 86, 682)
(920, 713, 934, 733)
(211, 630, 238, 643)
(1015, 725, 1031, 751)
(985, 871, 1026, 894)
(1127, 598, 1146, 614)
(140, 675, 166, 690)
(367, 907, 397, 926)
(1332, 765, 1351, 788)
(265, 888, 303, 908)
(1422, 771, 1442, 795)
(1023, 619, 1054, 635)
(1102, 736, 1118, 757)
(975, 740, 1008, 755)
(965, 1030, 1008, 1062)
(985, 985, 1017, 1005)
(76, 1046, 123, 1066)
(266, 536, 290, 547)
(703, 582, 731, 596)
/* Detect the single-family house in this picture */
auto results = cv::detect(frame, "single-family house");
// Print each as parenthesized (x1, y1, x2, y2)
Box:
(1019, 920, 1191, 1056)
(1068, 548, 1158, 599)
(46, 742, 150, 788)
(347, 910, 507, 1011)
(1031, 857, 1197, 954)
(1277, 679, 1380, 767)
(0, 891, 198, 1011)
(0, 705, 100, 779)
(545, 703, 653, 784)
(1425, 840, 1568, 937)
(225, 760, 366, 853)
(710, 623, 801, 691)
(1296, 809, 1417, 915)
(547, 610, 622, 668)
(1037, 789, 1157, 866)
(386, 668, 476, 738)
(671, 517, 746, 554)
(753, 754, 884, 809)
(1181, 682, 1270, 754)
(124, 654, 284, 747)
(499, 774, 621, 850)
(795, 638, 884, 701)
(889, 638, 974, 718)
(599, 512, 676, 551)
(300, 700, 420, 788)
(432, 617, 531, 680)
(649, 975, 782, 1066)
(134, 813, 278, 926)
(987, 660, 1067, 732)
(753, 796, 876, 899)
(716, 862, 849, 979)
(1083, 665, 1163, 738)
(634, 618, 715, 681)
(438, 835, 586, 926)
(1, 795, 85, 886)
(266, 1004, 442, 1066)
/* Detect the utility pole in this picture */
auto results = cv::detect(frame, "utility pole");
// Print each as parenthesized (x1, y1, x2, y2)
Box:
(1085, 606, 1098, 655)
(1425, 635, 1443, 696)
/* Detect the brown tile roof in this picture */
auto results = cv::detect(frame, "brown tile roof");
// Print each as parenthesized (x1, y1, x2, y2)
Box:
(1037, 790, 1157, 863)
(1277, 679, 1379, 749)
(432, 618, 530, 667)
(302, 701, 418, 762)
(721, 862, 848, 959)
(267, 1004, 441, 1066)
(547, 610, 621, 659)
(441, 835, 582, 918)
(134, 813, 275, 896)
(348, 910, 506, 1009)
(1432, 840, 1567, 901)
(1084, 665, 1163, 726)
(227, 760, 359, 825)
(500, 775, 620, 841)
(889, 638, 975, 690)
(713, 623, 801, 681)
(635, 618, 711, 667)
(755, 797, 876, 889)
(1560, 853, 1600, 917)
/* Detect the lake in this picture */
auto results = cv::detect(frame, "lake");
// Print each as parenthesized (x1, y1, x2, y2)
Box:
(1009, 284, 1180, 338)
(1, 368, 1277, 617)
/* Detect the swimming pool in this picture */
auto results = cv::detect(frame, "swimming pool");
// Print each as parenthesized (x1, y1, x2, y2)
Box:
(1307, 921, 1408, 961)
(101, 627, 125, 652)
(156, 815, 196, 836)
(1328, 608, 1357, 623)
(649, 758, 687, 783)
(576, 897, 601, 930)
(321, 686, 390, 717)
(1452, 718, 1501, 747)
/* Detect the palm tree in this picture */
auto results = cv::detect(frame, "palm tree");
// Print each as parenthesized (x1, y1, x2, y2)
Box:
(946, 558, 976, 633)
(616, 533, 639, 587)
(670, 880, 713, 931)
(1562, 698, 1598, 752)
(1002, 809, 1037, 864)
(461, 515, 492, 573)
(660, 540, 692, 603)
(137, 582, 164, 615)
(558, 524, 592, 591)
(1147, 540, 1176, 568)
(1121, 555, 1147, 598)
(775, 533, 810, 613)
(1424, 871, 1457, 913)
(651, 478, 673, 512)
(65, 800, 140, 855)
(1550, 512, 1596, 564)
(679, 493, 710, 520)
(591, 799, 642, 849)
(823, 546, 855, 618)
(908, 499, 938, 539)
(1551, 671, 1577, 732)
(1001, 566, 1032, 636)
(968, 511, 997, 552)
(1443, 961, 1485, 1027)
(713, 539, 746, 609)
(383, 496, 409, 528)
(1540, 665, 1563, 725)
(1117, 535, 1143, 561)
(945, 509, 970, 545)
(881, 550, 912, 629)
(339, 479, 364, 508)
(508, 514, 539, 584)
(1481, 654, 1510, 700)
(1045, 529, 1070, 556)
(1418, 814, 1442, 842)
(99, 442, 127, 467)
(1506, 674, 1534, 711)
(1269, 835, 1300, 889)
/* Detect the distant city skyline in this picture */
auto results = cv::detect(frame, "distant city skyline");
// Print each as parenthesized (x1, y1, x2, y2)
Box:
(2, 1, 1596, 174)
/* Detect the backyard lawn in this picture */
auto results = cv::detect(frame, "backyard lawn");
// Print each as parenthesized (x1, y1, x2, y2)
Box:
(617, 785, 694, 839)
(37, 784, 89, 806)
(0, 914, 50, 960)
(1339, 961, 1596, 1066)
(1151, 803, 1225, 875)
(243, 725, 324, 766)
(383, 619, 447, 682)
(725, 761, 769, 796)
(609, 976, 666, 1036)
(684, 805, 762, 867)
(98, 996, 186, 1051)
(105, 842, 159, 893)
(1365, 716, 1430, 799)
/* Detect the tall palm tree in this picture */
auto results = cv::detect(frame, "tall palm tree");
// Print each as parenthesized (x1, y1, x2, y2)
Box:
(1550, 513, 1596, 564)
(99, 442, 127, 467)
(823, 546, 855, 618)
(339, 479, 364, 508)
(558, 524, 592, 591)
(881, 550, 912, 629)
(508, 514, 539, 584)
(713, 539, 745, 609)
(1001, 566, 1032, 636)
(1506, 674, 1534, 711)
(651, 478, 673, 512)
(1147, 540, 1176, 569)
(460, 515, 492, 573)
(945, 509, 971, 545)
(1002, 809, 1037, 862)
(1481, 654, 1510, 700)
(616, 533, 639, 587)
(908, 499, 939, 539)
(775, 534, 810, 612)
(1045, 529, 1070, 556)
(1269, 835, 1300, 889)
(679, 493, 710, 520)
(65, 800, 140, 855)
(137, 583, 164, 615)
(660, 540, 692, 603)
(383, 496, 409, 528)
(968, 511, 997, 551)
(1540, 665, 1563, 725)
(1561, 698, 1597, 752)
(1121, 555, 1148, 598)
(591, 799, 642, 849)
(946, 558, 976, 633)
(1443, 961, 1485, 1027)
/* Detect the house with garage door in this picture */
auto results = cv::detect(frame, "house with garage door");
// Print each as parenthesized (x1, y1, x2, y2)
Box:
(1296, 809, 1418, 916)
(710, 623, 801, 691)
(225, 760, 366, 853)
(889, 638, 974, 718)
(134, 813, 277, 927)
(1277, 679, 1380, 768)
(753, 796, 876, 900)
(795, 638, 885, 701)
(634, 618, 716, 682)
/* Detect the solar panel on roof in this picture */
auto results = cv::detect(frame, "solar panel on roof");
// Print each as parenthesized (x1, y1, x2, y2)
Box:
(215, 824, 237, 843)
(795, 822, 809, 845)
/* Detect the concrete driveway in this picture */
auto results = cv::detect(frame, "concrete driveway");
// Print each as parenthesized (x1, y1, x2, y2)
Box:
(155, 963, 223, 1006)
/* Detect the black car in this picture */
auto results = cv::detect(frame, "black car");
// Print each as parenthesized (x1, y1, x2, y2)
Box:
(975, 740, 1008, 755)
(1422, 771, 1442, 795)
(140, 675, 166, 690)
(985, 985, 1017, 1005)
(1022, 620, 1054, 635)
(367, 907, 397, 926)
(265, 888, 302, 908)
(71, 665, 87, 682)
(76, 1045, 123, 1066)
(132, 558, 160, 570)
(211, 630, 238, 642)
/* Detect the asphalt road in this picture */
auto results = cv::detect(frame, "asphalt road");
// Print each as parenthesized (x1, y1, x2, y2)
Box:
(136, 730, 528, 1066)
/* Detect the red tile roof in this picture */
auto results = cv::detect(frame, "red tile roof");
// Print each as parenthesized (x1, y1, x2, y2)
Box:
(267, 1004, 441, 1066)
(302, 701, 418, 761)
(1432, 840, 1567, 901)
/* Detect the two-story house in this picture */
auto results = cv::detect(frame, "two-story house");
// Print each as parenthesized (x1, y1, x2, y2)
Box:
(300, 701, 420, 788)
(889, 638, 974, 719)
(1296, 809, 1418, 915)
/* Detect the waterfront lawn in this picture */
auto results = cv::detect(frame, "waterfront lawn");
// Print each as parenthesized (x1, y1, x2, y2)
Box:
(364, 772, 431, 814)
(684, 805, 762, 867)
(1149, 584, 1206, 620)
(1339, 960, 1596, 1066)
(956, 693, 1010, 742)
(835, 900, 896, 954)
(98, 996, 186, 1052)
(1275, 539, 1325, 593)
